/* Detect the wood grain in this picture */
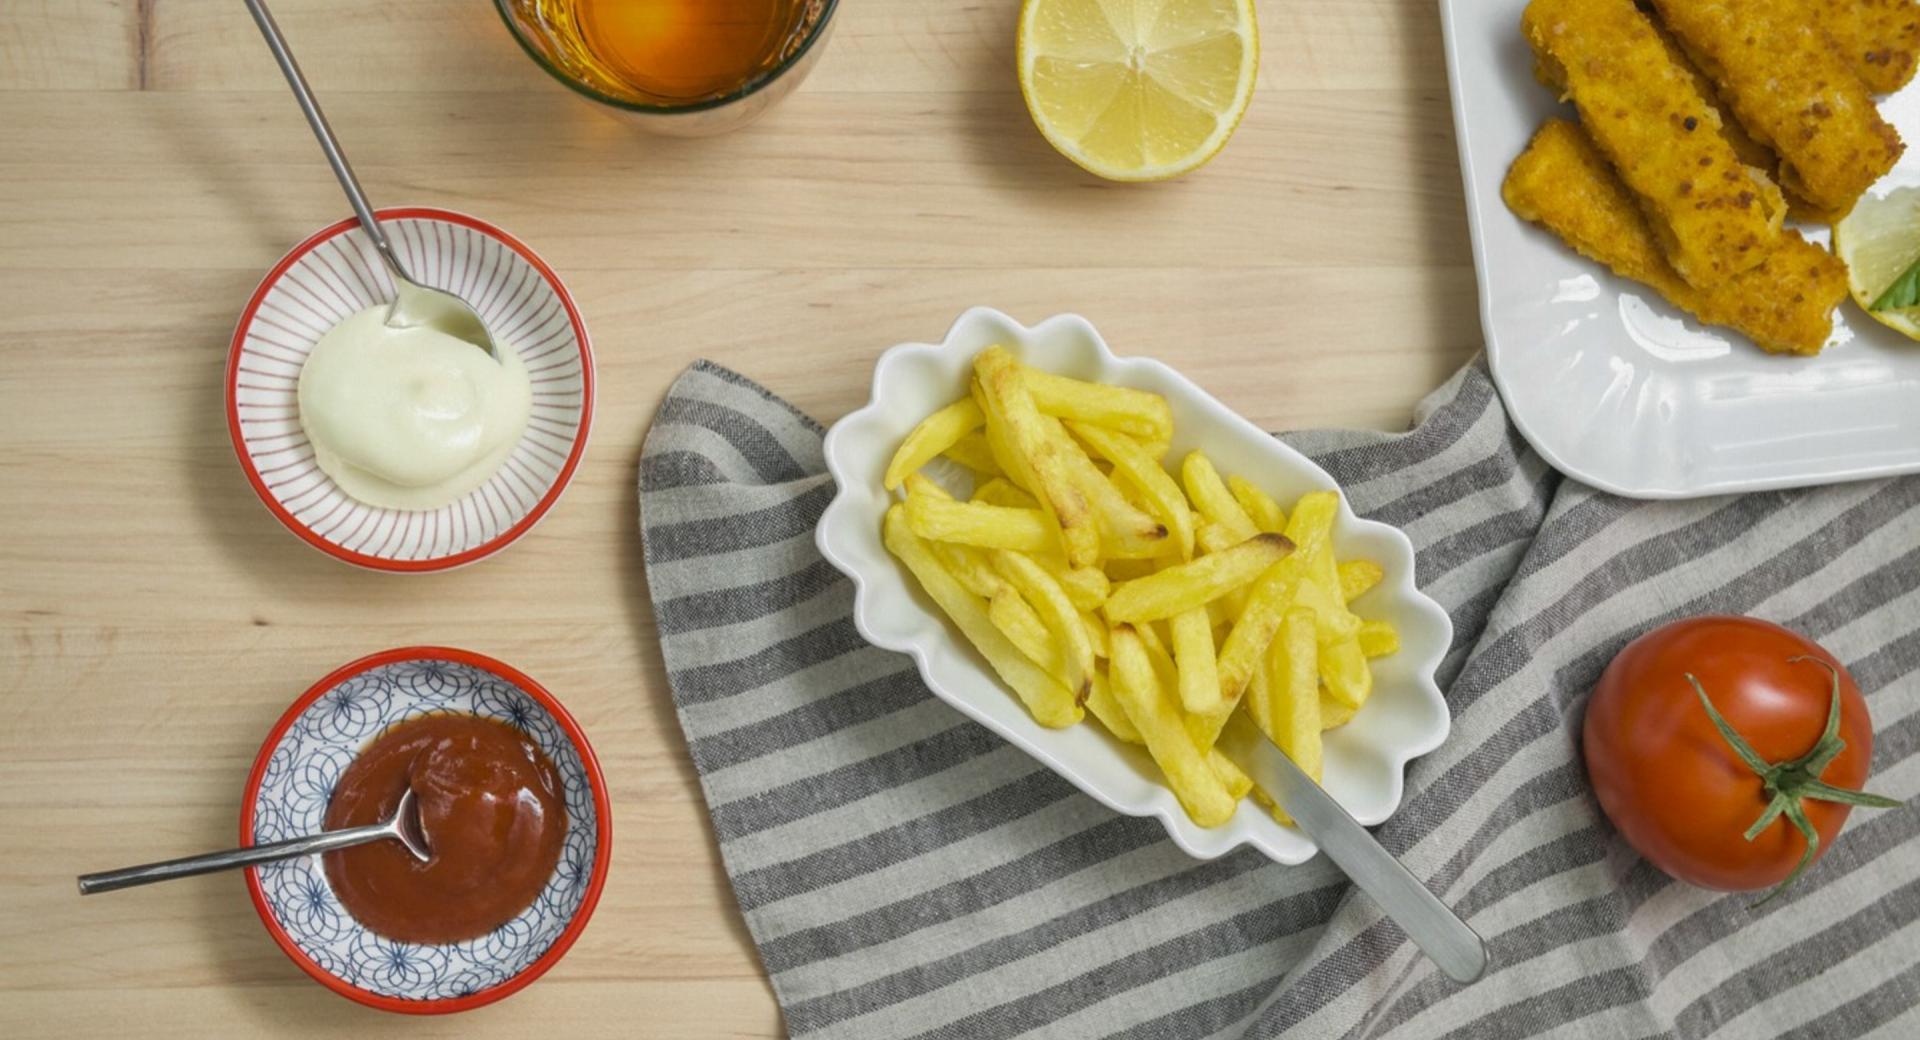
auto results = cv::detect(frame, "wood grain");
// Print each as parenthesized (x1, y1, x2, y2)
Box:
(0, 1, 1478, 1035)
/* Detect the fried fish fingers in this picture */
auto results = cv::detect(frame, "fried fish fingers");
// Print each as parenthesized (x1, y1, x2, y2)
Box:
(1504, 119, 1848, 356)
(1814, 0, 1920, 95)
(1523, 0, 1782, 289)
(1650, 0, 1903, 216)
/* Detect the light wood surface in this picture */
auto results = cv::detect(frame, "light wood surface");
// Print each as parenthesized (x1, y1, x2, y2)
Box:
(0, 1, 1478, 1035)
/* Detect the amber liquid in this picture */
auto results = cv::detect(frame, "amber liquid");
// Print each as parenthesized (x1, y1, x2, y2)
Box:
(520, 0, 822, 103)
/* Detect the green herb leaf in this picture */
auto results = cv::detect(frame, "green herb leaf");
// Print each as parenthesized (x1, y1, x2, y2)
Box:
(1871, 254, 1920, 311)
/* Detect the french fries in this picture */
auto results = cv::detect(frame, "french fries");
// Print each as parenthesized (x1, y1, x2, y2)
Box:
(1230, 476, 1287, 534)
(1170, 607, 1221, 715)
(992, 551, 1095, 702)
(1024, 368, 1174, 441)
(1358, 619, 1399, 658)
(973, 476, 1038, 510)
(942, 430, 1000, 475)
(1214, 552, 1307, 706)
(990, 589, 1061, 674)
(1040, 415, 1168, 558)
(881, 346, 1407, 829)
(1339, 559, 1384, 602)
(1085, 672, 1140, 742)
(1069, 420, 1196, 560)
(1267, 610, 1323, 781)
(1104, 533, 1292, 623)
(1111, 625, 1237, 826)
(884, 505, 1081, 727)
(1037, 557, 1109, 611)
(886, 399, 985, 489)
(975, 349, 1102, 568)
(906, 489, 1057, 554)
(1182, 453, 1260, 543)
(1241, 610, 1324, 827)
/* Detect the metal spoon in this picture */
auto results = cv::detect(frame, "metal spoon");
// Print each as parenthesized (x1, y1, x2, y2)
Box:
(76, 789, 431, 895)
(1217, 714, 1489, 983)
(241, 0, 498, 357)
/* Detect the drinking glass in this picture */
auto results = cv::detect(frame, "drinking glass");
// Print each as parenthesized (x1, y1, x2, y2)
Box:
(494, 0, 839, 135)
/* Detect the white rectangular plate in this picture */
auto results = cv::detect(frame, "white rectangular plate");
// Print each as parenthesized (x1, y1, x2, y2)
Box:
(1442, 0, 1920, 499)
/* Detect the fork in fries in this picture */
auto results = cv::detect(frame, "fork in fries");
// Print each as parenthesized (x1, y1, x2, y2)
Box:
(882, 346, 1399, 827)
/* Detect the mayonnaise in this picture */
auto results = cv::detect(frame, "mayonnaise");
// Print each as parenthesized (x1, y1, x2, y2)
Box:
(297, 305, 532, 511)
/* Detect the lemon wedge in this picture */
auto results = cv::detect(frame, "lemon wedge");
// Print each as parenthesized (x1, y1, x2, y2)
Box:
(1833, 186, 1920, 340)
(1017, 0, 1259, 182)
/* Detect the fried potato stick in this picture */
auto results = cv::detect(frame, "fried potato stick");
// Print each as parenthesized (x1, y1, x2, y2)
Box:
(1069, 420, 1197, 561)
(1111, 625, 1237, 827)
(974, 354, 1102, 567)
(1023, 368, 1174, 442)
(1104, 533, 1293, 623)
(885, 399, 984, 489)
(905, 484, 1058, 554)
(884, 505, 1081, 727)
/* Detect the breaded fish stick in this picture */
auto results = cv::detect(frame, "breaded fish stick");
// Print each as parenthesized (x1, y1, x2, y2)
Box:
(1813, 0, 1920, 95)
(1540, 14, 1835, 219)
(1649, 0, 1903, 215)
(1523, 0, 1782, 289)
(1504, 119, 1848, 356)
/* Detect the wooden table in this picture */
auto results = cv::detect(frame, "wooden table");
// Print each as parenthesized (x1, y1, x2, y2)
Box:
(0, 1, 1477, 1034)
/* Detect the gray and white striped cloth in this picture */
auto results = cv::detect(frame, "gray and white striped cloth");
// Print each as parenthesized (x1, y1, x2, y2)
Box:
(638, 357, 1920, 1039)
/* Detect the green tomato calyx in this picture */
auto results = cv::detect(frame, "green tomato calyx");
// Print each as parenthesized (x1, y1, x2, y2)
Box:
(1686, 656, 1903, 907)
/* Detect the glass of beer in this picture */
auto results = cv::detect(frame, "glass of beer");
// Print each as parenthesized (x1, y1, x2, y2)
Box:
(494, 0, 838, 135)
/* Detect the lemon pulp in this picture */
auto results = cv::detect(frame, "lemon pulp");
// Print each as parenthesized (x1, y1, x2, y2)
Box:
(1834, 185, 1920, 340)
(1018, 0, 1259, 181)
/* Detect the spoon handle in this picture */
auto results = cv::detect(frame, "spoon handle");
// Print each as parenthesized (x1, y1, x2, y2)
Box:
(241, 0, 412, 284)
(76, 822, 394, 895)
(1218, 714, 1489, 983)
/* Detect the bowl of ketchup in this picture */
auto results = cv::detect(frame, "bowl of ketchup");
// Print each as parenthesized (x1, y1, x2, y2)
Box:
(240, 647, 610, 1014)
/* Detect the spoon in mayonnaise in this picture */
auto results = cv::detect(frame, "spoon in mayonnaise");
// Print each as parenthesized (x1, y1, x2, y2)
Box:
(243, 0, 499, 360)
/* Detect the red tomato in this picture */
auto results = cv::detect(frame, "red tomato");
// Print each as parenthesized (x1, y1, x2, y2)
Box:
(1583, 615, 1877, 892)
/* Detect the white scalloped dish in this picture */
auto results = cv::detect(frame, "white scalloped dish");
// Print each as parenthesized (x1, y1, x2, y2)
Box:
(816, 307, 1454, 864)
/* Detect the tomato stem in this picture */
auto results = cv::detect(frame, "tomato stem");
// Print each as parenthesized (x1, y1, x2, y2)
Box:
(1685, 658, 1903, 907)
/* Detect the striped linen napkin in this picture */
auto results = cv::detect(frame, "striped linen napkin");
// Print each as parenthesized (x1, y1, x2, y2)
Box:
(638, 357, 1920, 1039)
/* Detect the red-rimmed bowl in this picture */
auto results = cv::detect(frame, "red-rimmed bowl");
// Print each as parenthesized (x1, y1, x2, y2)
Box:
(226, 208, 594, 572)
(240, 647, 612, 1014)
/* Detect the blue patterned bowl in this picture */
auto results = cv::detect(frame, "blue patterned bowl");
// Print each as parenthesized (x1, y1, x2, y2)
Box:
(241, 648, 611, 1014)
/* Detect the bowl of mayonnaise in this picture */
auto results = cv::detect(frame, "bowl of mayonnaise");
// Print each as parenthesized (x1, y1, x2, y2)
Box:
(225, 207, 593, 571)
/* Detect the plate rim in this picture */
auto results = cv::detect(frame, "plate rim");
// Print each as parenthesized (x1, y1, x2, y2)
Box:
(1438, 0, 1920, 500)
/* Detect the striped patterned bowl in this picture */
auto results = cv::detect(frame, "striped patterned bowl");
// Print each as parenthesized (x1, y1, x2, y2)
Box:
(241, 647, 612, 1014)
(226, 208, 593, 572)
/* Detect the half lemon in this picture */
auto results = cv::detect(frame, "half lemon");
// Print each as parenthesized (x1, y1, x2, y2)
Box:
(1833, 185, 1920, 341)
(1017, 0, 1259, 182)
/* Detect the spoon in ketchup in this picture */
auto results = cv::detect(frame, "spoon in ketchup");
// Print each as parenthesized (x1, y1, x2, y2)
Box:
(75, 788, 430, 895)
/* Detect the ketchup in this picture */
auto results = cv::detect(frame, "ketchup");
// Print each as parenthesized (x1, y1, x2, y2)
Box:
(323, 714, 566, 944)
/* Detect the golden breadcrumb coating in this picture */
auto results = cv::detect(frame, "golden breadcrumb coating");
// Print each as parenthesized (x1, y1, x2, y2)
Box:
(1523, 0, 1784, 289)
(1504, 119, 1848, 356)
(1814, 0, 1920, 95)
(1649, 0, 1904, 216)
